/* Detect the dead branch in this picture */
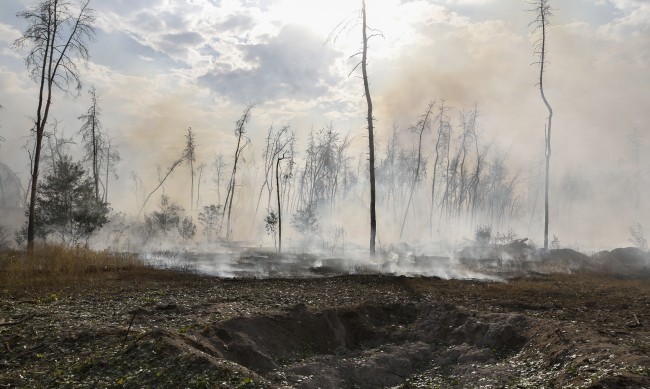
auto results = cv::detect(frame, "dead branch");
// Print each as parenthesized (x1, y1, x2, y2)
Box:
(121, 312, 137, 350)
(138, 157, 184, 216)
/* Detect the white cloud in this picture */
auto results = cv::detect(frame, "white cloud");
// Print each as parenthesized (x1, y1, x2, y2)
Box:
(0, 23, 21, 44)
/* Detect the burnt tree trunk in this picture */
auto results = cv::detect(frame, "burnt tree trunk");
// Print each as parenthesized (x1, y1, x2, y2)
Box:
(361, 0, 377, 255)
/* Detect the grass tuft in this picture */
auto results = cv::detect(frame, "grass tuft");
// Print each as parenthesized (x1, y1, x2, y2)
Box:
(0, 244, 151, 292)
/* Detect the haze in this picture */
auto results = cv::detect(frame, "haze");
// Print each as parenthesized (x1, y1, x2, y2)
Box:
(0, 0, 648, 251)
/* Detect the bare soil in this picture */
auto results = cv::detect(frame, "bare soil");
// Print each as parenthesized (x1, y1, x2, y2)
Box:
(1, 259, 650, 388)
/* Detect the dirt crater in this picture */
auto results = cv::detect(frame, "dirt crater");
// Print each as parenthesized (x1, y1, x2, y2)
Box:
(176, 302, 529, 388)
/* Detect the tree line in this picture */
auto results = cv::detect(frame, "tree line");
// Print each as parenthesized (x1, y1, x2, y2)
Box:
(11, 0, 635, 254)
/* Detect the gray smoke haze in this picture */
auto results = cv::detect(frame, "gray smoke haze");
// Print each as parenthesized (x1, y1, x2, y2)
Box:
(0, 0, 648, 262)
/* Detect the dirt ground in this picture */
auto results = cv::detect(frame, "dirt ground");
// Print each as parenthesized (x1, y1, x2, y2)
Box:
(1, 253, 650, 388)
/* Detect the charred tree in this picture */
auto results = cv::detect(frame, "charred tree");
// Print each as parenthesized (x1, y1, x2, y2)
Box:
(13, 0, 96, 250)
(223, 104, 253, 240)
(275, 150, 293, 253)
(183, 127, 197, 214)
(77, 86, 103, 201)
(212, 154, 226, 206)
(101, 136, 120, 203)
(256, 125, 293, 216)
(361, 0, 377, 255)
(529, 0, 553, 250)
(429, 100, 447, 234)
(138, 157, 184, 217)
(78, 87, 119, 204)
(195, 162, 206, 210)
(327, 0, 380, 254)
(400, 101, 434, 240)
(296, 126, 350, 217)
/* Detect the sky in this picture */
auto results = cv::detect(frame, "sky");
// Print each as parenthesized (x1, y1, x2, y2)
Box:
(0, 0, 649, 249)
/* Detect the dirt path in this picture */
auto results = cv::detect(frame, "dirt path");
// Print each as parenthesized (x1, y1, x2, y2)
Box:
(1, 272, 649, 388)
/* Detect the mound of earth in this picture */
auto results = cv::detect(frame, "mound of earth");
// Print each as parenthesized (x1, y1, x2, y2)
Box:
(458, 241, 650, 277)
(593, 247, 650, 275)
(1, 271, 649, 388)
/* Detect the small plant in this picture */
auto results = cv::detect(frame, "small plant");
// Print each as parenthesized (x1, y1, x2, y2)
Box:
(35, 292, 59, 304)
(322, 226, 346, 254)
(14, 228, 26, 248)
(493, 229, 518, 245)
(237, 377, 255, 388)
(178, 324, 192, 334)
(550, 235, 561, 250)
(264, 210, 278, 250)
(475, 224, 492, 245)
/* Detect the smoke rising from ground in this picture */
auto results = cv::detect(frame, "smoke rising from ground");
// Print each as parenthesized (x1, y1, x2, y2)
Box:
(0, 1, 649, 266)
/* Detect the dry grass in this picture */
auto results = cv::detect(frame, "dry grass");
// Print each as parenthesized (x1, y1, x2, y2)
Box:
(0, 244, 158, 292)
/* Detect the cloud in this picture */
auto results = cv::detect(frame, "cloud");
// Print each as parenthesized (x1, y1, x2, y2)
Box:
(215, 13, 255, 32)
(0, 23, 21, 45)
(159, 31, 206, 56)
(89, 29, 180, 75)
(199, 24, 340, 103)
(600, 0, 650, 37)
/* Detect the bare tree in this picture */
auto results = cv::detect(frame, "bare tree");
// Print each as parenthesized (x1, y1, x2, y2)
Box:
(360, 1, 379, 255)
(400, 101, 434, 240)
(77, 85, 103, 200)
(101, 136, 120, 203)
(13, 0, 95, 249)
(137, 127, 192, 216)
(256, 124, 293, 216)
(529, 0, 553, 250)
(183, 127, 196, 213)
(328, 1, 381, 254)
(195, 162, 206, 210)
(223, 104, 254, 240)
(212, 153, 226, 206)
(377, 125, 401, 220)
(138, 157, 184, 217)
(428, 100, 449, 233)
(42, 121, 74, 170)
(296, 126, 351, 216)
(275, 149, 293, 253)
(77, 87, 120, 203)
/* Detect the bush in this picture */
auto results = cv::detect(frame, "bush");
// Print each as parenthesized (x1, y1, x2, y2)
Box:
(291, 204, 320, 236)
(178, 216, 196, 241)
(475, 224, 492, 245)
(32, 156, 110, 245)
